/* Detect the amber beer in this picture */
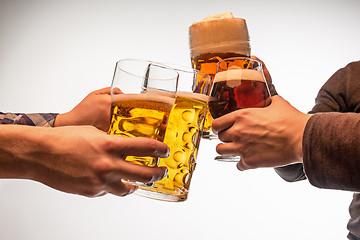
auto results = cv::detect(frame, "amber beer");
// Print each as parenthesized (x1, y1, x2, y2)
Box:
(209, 69, 271, 119)
(192, 52, 249, 131)
(189, 14, 251, 137)
(108, 92, 174, 167)
(139, 92, 208, 201)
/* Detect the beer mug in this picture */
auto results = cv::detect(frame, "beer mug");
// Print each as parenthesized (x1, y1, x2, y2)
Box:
(107, 59, 179, 186)
(189, 13, 251, 139)
(209, 57, 271, 162)
(136, 65, 211, 201)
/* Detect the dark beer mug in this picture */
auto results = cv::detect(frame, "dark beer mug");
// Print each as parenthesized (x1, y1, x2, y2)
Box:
(209, 57, 271, 162)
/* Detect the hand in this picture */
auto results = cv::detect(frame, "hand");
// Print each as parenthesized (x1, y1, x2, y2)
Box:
(54, 87, 121, 131)
(212, 95, 312, 171)
(252, 56, 272, 87)
(0, 125, 169, 197)
(252, 55, 277, 96)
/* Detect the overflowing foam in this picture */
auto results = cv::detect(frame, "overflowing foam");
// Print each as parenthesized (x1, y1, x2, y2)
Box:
(214, 69, 265, 83)
(189, 12, 250, 57)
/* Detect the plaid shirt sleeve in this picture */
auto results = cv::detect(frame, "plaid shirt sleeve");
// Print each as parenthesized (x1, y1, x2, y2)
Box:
(0, 112, 58, 127)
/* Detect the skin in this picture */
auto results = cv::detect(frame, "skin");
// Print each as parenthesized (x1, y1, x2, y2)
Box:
(211, 57, 312, 171)
(54, 87, 121, 131)
(0, 87, 168, 197)
(212, 95, 311, 171)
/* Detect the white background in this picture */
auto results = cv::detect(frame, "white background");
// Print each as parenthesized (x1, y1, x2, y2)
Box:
(0, 0, 359, 239)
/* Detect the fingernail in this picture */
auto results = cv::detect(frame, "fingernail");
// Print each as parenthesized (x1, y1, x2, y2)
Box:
(157, 146, 170, 158)
(165, 147, 170, 157)
(152, 167, 168, 182)
(236, 162, 245, 171)
(128, 186, 138, 195)
(163, 167, 168, 177)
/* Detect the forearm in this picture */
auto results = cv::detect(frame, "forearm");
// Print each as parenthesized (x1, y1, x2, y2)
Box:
(0, 125, 53, 180)
(303, 113, 360, 192)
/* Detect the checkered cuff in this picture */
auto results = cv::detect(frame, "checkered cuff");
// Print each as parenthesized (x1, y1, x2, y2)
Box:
(0, 112, 58, 127)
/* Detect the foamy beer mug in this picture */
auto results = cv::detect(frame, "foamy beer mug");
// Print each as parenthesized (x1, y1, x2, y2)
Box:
(209, 57, 271, 162)
(189, 12, 251, 139)
(136, 66, 211, 201)
(107, 59, 179, 186)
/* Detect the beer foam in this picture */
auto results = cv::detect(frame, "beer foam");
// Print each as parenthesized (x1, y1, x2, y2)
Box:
(112, 93, 175, 105)
(194, 11, 234, 24)
(214, 69, 265, 83)
(189, 12, 251, 57)
(176, 91, 210, 103)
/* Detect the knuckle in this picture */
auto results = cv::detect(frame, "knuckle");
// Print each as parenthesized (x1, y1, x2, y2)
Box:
(231, 126, 243, 140)
(94, 159, 114, 174)
(223, 126, 243, 143)
(234, 110, 252, 122)
(233, 111, 245, 121)
(99, 136, 114, 150)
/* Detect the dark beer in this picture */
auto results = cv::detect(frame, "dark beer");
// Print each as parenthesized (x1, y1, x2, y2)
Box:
(209, 69, 271, 119)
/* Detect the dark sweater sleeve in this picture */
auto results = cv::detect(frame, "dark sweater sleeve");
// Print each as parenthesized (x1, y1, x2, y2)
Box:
(303, 112, 360, 191)
(275, 61, 360, 189)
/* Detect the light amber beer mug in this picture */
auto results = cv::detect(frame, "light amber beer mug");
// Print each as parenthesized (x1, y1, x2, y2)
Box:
(136, 66, 211, 201)
(189, 12, 251, 139)
(209, 57, 271, 162)
(107, 59, 179, 186)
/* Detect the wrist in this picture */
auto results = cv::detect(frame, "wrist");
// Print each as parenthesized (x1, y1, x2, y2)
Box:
(54, 112, 73, 127)
(294, 113, 313, 163)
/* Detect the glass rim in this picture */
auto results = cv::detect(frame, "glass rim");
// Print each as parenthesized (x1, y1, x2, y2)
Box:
(159, 62, 210, 78)
(218, 57, 263, 68)
(158, 62, 212, 95)
(115, 58, 179, 81)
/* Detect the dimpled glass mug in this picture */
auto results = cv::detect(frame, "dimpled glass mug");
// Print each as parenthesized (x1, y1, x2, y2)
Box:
(107, 59, 179, 187)
(136, 65, 211, 201)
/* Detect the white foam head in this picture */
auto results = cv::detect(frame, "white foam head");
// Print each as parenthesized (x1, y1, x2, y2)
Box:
(189, 12, 251, 57)
(214, 68, 265, 83)
(176, 91, 210, 103)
